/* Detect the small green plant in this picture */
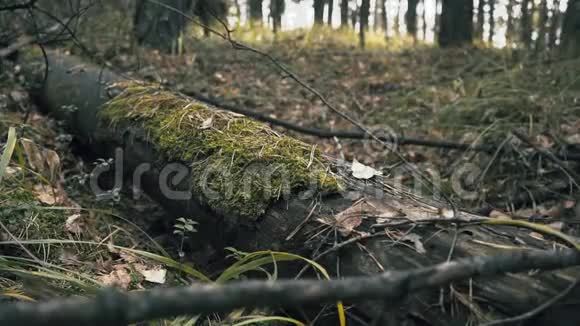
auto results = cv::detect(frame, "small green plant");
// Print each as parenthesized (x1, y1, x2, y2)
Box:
(173, 218, 198, 258)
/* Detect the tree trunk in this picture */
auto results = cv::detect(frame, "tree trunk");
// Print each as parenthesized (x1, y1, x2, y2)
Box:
(421, 0, 427, 40)
(359, 0, 370, 48)
(313, 0, 325, 25)
(488, 0, 495, 44)
(506, 0, 515, 46)
(351, 2, 358, 29)
(561, 0, 580, 57)
(270, 0, 285, 34)
(394, 0, 401, 35)
(520, 0, 533, 49)
(21, 50, 580, 326)
(133, 0, 191, 53)
(548, 0, 561, 49)
(327, 0, 334, 26)
(340, 0, 349, 28)
(534, 0, 548, 52)
(381, 0, 388, 35)
(248, 0, 263, 27)
(434, 0, 441, 36)
(475, 0, 485, 41)
(373, 0, 380, 31)
(438, 0, 473, 47)
(405, 0, 419, 39)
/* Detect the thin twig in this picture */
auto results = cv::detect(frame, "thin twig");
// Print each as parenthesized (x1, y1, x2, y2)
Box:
(481, 277, 580, 326)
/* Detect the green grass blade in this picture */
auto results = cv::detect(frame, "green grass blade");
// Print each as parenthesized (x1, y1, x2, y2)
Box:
(0, 127, 17, 184)
(232, 316, 305, 326)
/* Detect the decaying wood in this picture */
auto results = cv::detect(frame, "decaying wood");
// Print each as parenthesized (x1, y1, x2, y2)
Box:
(20, 50, 580, 324)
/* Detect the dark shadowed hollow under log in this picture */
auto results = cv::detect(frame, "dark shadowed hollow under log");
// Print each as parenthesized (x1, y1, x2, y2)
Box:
(19, 49, 580, 325)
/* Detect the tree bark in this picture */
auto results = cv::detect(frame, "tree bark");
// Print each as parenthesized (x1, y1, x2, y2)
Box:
(327, 0, 334, 26)
(535, 0, 548, 52)
(520, 0, 533, 49)
(561, 0, 580, 57)
(438, 0, 473, 47)
(405, 0, 419, 39)
(506, 0, 515, 45)
(269, 0, 284, 33)
(133, 0, 191, 53)
(313, 0, 325, 25)
(21, 51, 580, 325)
(394, 0, 401, 35)
(248, 0, 263, 27)
(381, 0, 388, 35)
(340, 0, 349, 28)
(488, 0, 495, 44)
(359, 0, 370, 48)
(475, 0, 485, 41)
(548, 0, 561, 49)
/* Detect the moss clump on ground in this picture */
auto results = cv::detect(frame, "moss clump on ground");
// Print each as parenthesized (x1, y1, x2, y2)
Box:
(101, 82, 340, 220)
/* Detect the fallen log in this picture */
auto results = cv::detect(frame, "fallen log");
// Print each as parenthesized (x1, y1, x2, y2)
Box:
(19, 49, 580, 325)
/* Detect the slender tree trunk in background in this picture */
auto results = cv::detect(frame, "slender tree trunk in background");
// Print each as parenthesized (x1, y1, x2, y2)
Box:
(351, 2, 359, 29)
(133, 0, 191, 53)
(520, 0, 532, 49)
(438, 0, 473, 47)
(327, 0, 334, 26)
(475, 0, 485, 41)
(359, 0, 371, 48)
(434, 0, 441, 36)
(548, 0, 561, 49)
(506, 0, 515, 46)
(405, 0, 419, 40)
(394, 0, 401, 35)
(560, 0, 580, 57)
(488, 0, 495, 44)
(270, 0, 285, 34)
(535, 0, 548, 52)
(422, 0, 427, 40)
(340, 0, 349, 28)
(314, 0, 325, 25)
(382, 0, 388, 35)
(373, 0, 380, 31)
(194, 0, 210, 38)
(248, 0, 263, 27)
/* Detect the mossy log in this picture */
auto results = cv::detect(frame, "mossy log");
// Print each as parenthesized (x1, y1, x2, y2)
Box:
(21, 50, 580, 325)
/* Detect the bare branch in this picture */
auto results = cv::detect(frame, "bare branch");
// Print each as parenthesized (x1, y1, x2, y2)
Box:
(0, 0, 37, 12)
(0, 249, 579, 325)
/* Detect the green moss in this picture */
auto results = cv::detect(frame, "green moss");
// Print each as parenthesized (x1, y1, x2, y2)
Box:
(0, 176, 69, 259)
(101, 82, 340, 220)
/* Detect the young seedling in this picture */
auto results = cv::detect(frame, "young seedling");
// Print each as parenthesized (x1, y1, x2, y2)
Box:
(173, 218, 198, 258)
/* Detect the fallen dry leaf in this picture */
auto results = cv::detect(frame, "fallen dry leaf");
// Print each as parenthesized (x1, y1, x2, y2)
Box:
(65, 214, 84, 234)
(401, 233, 426, 254)
(351, 159, 382, 180)
(335, 199, 368, 236)
(138, 267, 167, 284)
(33, 184, 66, 205)
(97, 266, 132, 289)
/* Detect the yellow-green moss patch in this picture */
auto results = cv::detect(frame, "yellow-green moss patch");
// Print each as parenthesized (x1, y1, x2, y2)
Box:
(100, 82, 340, 219)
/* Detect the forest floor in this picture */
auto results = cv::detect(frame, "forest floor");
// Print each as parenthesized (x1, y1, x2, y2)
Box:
(2, 25, 580, 324)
